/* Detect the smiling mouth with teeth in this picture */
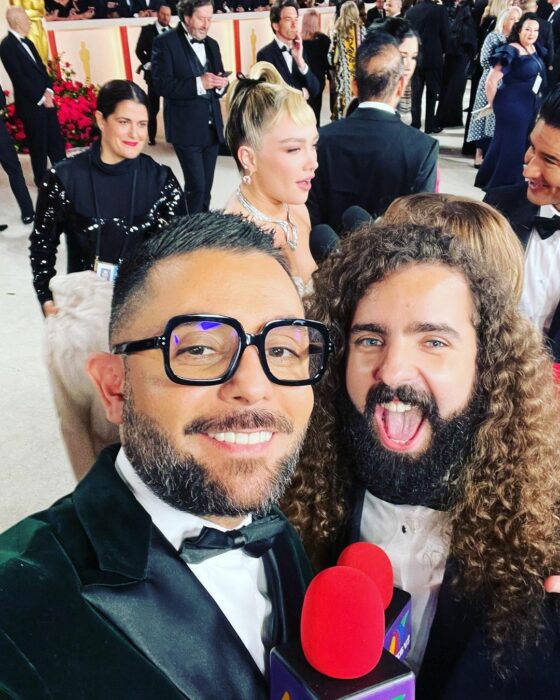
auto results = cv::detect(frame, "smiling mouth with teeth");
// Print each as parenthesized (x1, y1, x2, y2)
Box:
(376, 399, 425, 448)
(207, 431, 273, 446)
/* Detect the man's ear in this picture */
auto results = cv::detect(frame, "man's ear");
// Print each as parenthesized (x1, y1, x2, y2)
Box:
(395, 75, 406, 102)
(351, 77, 359, 98)
(86, 352, 126, 425)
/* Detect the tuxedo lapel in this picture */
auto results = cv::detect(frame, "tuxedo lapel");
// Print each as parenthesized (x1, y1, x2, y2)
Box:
(175, 24, 205, 74)
(84, 528, 268, 699)
(271, 42, 293, 84)
(10, 34, 46, 77)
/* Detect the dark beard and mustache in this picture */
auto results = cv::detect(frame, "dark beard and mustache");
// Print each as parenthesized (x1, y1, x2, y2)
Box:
(121, 389, 305, 518)
(341, 383, 485, 510)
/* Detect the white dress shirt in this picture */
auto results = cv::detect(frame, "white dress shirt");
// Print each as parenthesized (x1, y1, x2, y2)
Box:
(115, 448, 272, 674)
(519, 204, 560, 334)
(549, 3, 560, 20)
(360, 490, 451, 673)
(274, 36, 309, 76)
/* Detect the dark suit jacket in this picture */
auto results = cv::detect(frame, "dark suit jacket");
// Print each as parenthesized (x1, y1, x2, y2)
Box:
(93, 0, 133, 18)
(484, 182, 560, 361)
(151, 23, 225, 146)
(308, 107, 438, 231)
(0, 33, 52, 116)
(131, 0, 169, 13)
(406, 0, 450, 69)
(340, 487, 560, 699)
(365, 6, 385, 26)
(0, 445, 312, 699)
(537, 16, 554, 69)
(256, 40, 320, 98)
(136, 22, 158, 78)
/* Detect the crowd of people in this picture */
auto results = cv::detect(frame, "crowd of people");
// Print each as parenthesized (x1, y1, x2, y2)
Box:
(1, 0, 560, 697)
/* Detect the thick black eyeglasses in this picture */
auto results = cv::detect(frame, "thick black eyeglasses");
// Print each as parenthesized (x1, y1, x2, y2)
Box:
(111, 314, 333, 386)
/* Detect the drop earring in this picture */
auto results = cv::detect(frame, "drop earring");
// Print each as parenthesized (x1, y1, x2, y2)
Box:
(242, 171, 252, 185)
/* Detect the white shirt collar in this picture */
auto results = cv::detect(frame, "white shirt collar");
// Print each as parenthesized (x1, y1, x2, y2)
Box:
(156, 21, 168, 33)
(9, 28, 26, 41)
(538, 203, 560, 219)
(358, 101, 397, 114)
(275, 36, 292, 51)
(115, 447, 251, 551)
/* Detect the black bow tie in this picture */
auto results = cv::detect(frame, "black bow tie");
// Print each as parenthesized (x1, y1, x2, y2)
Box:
(280, 45, 292, 54)
(190, 37, 206, 44)
(534, 215, 560, 239)
(179, 513, 286, 564)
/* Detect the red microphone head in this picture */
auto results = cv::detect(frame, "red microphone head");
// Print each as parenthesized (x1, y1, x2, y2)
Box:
(300, 566, 385, 679)
(337, 542, 394, 610)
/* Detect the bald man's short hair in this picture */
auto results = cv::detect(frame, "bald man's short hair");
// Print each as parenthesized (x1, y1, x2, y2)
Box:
(355, 31, 404, 103)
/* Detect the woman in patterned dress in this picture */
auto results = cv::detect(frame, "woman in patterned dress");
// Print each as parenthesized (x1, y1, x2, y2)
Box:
(328, 1, 366, 120)
(465, 6, 522, 167)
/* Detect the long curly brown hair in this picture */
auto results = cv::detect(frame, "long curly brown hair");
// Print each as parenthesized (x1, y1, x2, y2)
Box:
(283, 222, 560, 669)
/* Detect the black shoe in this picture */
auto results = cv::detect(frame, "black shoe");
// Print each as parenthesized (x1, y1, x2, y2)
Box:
(148, 139, 156, 146)
(0, 224, 7, 231)
(426, 126, 443, 134)
(22, 213, 34, 225)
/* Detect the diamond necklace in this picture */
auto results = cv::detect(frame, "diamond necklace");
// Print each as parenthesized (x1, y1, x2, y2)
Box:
(236, 187, 298, 251)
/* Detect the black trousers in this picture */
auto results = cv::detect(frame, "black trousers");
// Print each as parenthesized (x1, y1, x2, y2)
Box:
(411, 66, 442, 133)
(18, 102, 66, 187)
(0, 120, 33, 217)
(173, 125, 219, 214)
(145, 75, 160, 143)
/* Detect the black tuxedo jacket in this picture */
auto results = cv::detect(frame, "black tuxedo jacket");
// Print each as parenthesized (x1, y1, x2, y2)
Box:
(406, 0, 450, 69)
(365, 7, 385, 26)
(0, 445, 312, 699)
(308, 107, 438, 231)
(339, 487, 560, 699)
(136, 22, 159, 77)
(131, 0, 169, 13)
(0, 33, 53, 114)
(151, 23, 225, 146)
(484, 182, 560, 361)
(256, 40, 320, 98)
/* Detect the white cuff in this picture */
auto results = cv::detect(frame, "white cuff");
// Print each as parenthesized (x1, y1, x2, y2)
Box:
(196, 76, 206, 95)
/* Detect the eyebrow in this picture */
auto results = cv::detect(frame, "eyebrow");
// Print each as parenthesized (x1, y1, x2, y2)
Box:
(530, 138, 560, 163)
(350, 321, 462, 340)
(278, 138, 311, 144)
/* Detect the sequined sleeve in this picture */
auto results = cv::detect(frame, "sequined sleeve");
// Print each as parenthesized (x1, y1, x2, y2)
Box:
(152, 168, 187, 227)
(29, 169, 70, 309)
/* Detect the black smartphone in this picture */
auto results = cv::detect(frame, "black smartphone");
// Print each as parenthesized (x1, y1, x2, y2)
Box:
(220, 71, 232, 78)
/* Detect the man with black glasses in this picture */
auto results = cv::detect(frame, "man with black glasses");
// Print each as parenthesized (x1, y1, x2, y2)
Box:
(0, 212, 331, 698)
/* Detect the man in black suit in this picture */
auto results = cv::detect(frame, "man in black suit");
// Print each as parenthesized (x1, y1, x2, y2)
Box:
(365, 0, 386, 26)
(406, 0, 450, 133)
(546, 0, 560, 86)
(307, 31, 438, 232)
(152, 0, 228, 213)
(0, 7, 65, 188)
(136, 5, 173, 145)
(484, 87, 560, 361)
(292, 221, 560, 698)
(0, 212, 329, 697)
(256, 0, 320, 100)
(0, 82, 34, 224)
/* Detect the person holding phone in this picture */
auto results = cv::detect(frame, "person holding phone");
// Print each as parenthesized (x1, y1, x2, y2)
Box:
(152, 0, 229, 213)
(256, 0, 320, 101)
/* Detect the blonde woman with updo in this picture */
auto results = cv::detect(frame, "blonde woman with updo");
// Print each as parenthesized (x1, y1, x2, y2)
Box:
(223, 62, 318, 296)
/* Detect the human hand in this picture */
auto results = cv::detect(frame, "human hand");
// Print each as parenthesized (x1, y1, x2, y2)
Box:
(43, 92, 55, 108)
(544, 576, 560, 593)
(43, 301, 60, 317)
(201, 72, 229, 90)
(292, 32, 304, 65)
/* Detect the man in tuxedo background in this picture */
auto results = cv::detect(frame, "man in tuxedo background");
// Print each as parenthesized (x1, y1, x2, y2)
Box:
(136, 4, 173, 145)
(152, 0, 228, 213)
(287, 221, 560, 698)
(256, 0, 320, 100)
(365, 0, 385, 26)
(485, 87, 560, 361)
(307, 31, 438, 232)
(384, 0, 403, 19)
(0, 7, 65, 188)
(406, 0, 450, 133)
(0, 212, 328, 697)
(0, 82, 34, 225)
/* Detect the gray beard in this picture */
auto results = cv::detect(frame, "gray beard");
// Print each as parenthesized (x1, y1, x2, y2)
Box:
(120, 391, 304, 518)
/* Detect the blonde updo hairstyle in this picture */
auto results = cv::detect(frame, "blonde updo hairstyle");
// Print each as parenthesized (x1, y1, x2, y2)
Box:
(382, 193, 525, 301)
(225, 61, 316, 174)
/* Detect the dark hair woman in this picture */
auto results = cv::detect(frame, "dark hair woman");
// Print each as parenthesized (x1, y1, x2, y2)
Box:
(29, 79, 186, 479)
(475, 12, 545, 190)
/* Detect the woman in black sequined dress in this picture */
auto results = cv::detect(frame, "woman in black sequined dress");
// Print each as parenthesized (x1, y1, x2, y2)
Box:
(29, 79, 186, 479)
